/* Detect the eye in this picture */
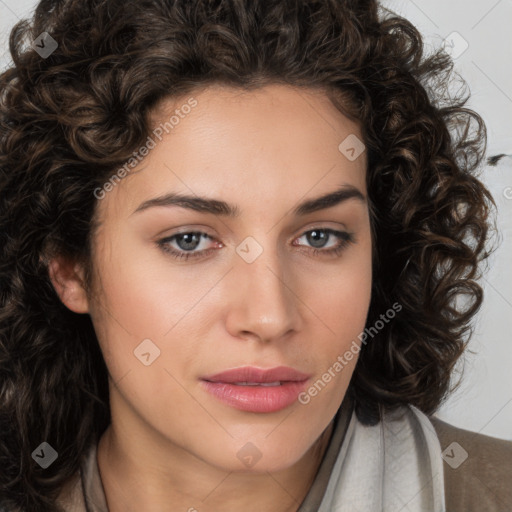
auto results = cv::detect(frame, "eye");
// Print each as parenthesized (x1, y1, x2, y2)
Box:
(293, 228, 354, 256)
(157, 231, 220, 260)
(157, 227, 354, 262)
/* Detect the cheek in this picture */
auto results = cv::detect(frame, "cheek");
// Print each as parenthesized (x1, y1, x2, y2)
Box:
(87, 244, 215, 381)
(325, 274, 372, 343)
(295, 235, 372, 408)
(305, 239, 372, 340)
(91, 237, 222, 334)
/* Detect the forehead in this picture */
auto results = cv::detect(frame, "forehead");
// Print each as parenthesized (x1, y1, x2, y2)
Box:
(96, 83, 367, 221)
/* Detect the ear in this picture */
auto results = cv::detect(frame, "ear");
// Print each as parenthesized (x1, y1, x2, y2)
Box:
(47, 256, 90, 314)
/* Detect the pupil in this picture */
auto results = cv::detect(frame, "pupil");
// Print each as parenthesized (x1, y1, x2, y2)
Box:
(177, 232, 202, 251)
(307, 230, 327, 248)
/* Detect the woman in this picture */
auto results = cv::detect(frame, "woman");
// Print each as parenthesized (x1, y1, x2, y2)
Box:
(0, 0, 510, 511)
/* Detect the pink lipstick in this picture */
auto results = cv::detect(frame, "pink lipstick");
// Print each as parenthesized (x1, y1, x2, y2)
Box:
(201, 366, 310, 413)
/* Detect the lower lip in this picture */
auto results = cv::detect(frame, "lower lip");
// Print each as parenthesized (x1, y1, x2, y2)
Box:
(201, 380, 308, 413)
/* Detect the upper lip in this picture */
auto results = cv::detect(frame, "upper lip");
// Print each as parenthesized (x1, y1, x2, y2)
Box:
(202, 366, 311, 383)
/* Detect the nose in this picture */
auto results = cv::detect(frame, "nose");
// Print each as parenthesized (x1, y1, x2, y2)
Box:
(224, 242, 302, 344)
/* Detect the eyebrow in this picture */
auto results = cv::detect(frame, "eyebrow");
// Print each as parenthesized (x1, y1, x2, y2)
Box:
(131, 184, 366, 217)
(293, 185, 366, 215)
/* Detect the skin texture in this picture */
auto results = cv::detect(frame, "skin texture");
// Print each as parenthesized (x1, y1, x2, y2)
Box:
(50, 84, 372, 511)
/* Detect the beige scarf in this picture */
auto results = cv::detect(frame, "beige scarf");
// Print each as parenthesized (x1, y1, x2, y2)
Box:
(317, 405, 446, 511)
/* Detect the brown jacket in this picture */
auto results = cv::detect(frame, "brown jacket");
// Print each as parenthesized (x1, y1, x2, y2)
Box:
(430, 416, 512, 511)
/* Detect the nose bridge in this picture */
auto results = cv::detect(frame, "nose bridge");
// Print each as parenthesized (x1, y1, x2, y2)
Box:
(226, 235, 301, 341)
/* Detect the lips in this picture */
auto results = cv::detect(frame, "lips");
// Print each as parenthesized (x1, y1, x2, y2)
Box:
(201, 366, 310, 413)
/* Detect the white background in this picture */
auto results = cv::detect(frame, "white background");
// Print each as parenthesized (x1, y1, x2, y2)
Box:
(1, 0, 511, 440)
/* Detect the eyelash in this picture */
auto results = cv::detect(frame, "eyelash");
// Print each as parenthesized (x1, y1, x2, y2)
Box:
(157, 228, 355, 261)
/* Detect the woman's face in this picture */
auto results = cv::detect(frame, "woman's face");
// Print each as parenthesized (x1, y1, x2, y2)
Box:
(85, 83, 372, 473)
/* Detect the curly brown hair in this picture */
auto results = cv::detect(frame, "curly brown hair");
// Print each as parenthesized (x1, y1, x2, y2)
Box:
(0, 0, 495, 509)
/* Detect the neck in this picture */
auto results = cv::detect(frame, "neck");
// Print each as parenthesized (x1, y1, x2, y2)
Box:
(97, 413, 335, 512)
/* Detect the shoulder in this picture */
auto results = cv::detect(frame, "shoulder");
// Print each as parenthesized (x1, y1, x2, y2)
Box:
(429, 415, 512, 512)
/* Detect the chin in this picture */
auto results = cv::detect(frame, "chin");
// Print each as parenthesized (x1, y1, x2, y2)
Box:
(199, 435, 314, 475)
